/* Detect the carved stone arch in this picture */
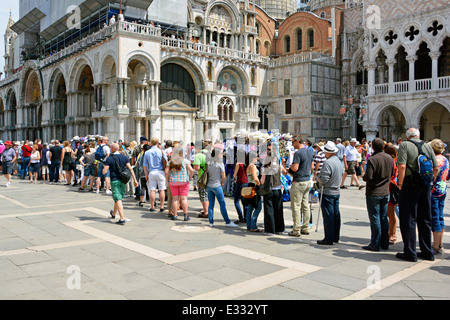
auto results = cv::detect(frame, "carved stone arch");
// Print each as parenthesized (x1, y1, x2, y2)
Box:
(68, 56, 95, 92)
(205, 0, 240, 32)
(369, 101, 411, 127)
(99, 52, 118, 82)
(215, 64, 249, 95)
(413, 97, 450, 126)
(19, 60, 43, 103)
(161, 55, 206, 91)
(47, 67, 67, 99)
(124, 52, 157, 83)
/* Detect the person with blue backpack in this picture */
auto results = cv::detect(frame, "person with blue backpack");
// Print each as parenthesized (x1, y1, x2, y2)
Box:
(95, 136, 112, 195)
(396, 128, 439, 262)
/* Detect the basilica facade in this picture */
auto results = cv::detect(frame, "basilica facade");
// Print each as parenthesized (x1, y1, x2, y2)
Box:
(0, 0, 267, 144)
(1, 0, 449, 145)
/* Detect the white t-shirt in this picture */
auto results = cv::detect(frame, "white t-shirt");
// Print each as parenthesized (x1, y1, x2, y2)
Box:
(344, 145, 359, 162)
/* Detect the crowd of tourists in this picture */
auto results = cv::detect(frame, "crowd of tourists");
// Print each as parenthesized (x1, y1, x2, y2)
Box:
(0, 127, 448, 261)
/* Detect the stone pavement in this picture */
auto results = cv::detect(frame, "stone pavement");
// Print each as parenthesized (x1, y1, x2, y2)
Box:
(0, 176, 449, 301)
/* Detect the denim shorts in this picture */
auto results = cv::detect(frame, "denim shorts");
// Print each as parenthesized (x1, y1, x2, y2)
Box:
(84, 166, 95, 177)
(431, 195, 446, 232)
(2, 161, 13, 175)
(29, 162, 40, 174)
(97, 163, 110, 178)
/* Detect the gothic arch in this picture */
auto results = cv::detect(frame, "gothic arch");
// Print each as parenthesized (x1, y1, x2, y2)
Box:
(413, 97, 450, 126)
(369, 101, 411, 127)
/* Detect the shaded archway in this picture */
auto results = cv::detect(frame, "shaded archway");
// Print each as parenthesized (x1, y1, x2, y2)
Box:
(127, 59, 152, 111)
(5, 89, 17, 140)
(48, 70, 68, 140)
(376, 105, 407, 142)
(72, 64, 95, 136)
(23, 69, 42, 141)
(160, 63, 196, 107)
(418, 101, 450, 142)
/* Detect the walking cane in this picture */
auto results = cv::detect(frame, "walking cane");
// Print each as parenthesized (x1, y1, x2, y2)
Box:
(315, 185, 324, 233)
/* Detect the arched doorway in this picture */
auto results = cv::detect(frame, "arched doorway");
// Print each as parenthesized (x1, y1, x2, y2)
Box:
(160, 63, 196, 107)
(47, 71, 68, 141)
(23, 70, 42, 141)
(378, 106, 406, 142)
(127, 59, 151, 111)
(418, 102, 450, 142)
(75, 65, 94, 136)
(6, 89, 17, 140)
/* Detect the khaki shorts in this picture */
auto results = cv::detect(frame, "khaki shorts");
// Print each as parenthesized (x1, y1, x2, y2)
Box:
(346, 161, 357, 174)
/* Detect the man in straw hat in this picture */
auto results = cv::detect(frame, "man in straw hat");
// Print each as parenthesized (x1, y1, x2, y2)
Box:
(316, 141, 343, 245)
(340, 138, 365, 190)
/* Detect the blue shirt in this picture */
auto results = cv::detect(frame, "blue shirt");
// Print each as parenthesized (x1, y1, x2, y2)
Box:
(143, 146, 167, 172)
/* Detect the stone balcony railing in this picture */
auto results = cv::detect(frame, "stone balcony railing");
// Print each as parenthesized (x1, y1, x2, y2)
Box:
(269, 51, 335, 67)
(160, 37, 269, 65)
(373, 76, 450, 95)
(1, 20, 269, 82)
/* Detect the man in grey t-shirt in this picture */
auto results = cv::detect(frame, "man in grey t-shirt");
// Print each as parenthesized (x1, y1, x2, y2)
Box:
(288, 136, 314, 237)
(317, 141, 343, 245)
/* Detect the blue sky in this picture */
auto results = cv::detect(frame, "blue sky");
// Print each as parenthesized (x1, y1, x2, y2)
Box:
(0, 0, 20, 76)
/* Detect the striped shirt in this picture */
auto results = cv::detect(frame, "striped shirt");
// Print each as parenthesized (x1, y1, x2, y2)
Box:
(314, 151, 327, 174)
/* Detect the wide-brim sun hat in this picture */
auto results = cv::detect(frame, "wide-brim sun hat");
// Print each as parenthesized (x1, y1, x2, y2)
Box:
(323, 141, 339, 153)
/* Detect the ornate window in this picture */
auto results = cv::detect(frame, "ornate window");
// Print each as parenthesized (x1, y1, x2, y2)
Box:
(384, 30, 398, 45)
(405, 26, 419, 41)
(218, 97, 234, 121)
(428, 21, 443, 37)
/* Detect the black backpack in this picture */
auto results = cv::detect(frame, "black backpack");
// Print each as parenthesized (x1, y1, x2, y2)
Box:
(111, 154, 131, 184)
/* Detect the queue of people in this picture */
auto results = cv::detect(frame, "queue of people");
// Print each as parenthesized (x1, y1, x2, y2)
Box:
(0, 128, 448, 260)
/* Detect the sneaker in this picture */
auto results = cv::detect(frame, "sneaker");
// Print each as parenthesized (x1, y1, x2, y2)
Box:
(110, 210, 115, 219)
(96, 190, 100, 194)
(115, 220, 126, 225)
(5, 182, 11, 188)
(106, 189, 112, 195)
(209, 223, 214, 228)
(225, 222, 238, 227)
(288, 231, 301, 237)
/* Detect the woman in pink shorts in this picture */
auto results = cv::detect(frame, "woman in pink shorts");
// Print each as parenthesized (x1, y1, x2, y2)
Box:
(165, 147, 194, 221)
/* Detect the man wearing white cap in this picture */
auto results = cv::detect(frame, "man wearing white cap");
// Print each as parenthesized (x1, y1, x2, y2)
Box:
(340, 138, 364, 190)
(317, 141, 343, 245)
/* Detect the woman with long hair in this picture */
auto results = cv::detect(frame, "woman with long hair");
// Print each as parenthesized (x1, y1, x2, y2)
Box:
(165, 145, 194, 221)
(79, 145, 96, 192)
(61, 141, 75, 185)
(384, 143, 399, 244)
(233, 148, 249, 223)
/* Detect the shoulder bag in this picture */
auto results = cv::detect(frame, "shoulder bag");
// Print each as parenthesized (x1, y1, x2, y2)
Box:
(112, 154, 131, 184)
